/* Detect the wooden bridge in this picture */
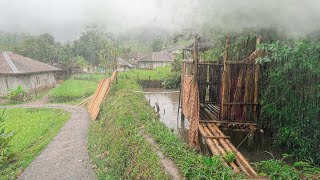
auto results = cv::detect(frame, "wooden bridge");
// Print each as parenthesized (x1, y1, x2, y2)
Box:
(180, 36, 262, 177)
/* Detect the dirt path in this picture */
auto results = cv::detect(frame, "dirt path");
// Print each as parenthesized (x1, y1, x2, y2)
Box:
(1, 104, 96, 180)
(140, 129, 182, 180)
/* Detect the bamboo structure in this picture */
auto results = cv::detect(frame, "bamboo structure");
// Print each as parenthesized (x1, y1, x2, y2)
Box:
(87, 71, 117, 120)
(180, 35, 263, 177)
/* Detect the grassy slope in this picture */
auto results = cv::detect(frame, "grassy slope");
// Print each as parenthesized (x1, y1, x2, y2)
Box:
(88, 70, 236, 179)
(0, 108, 70, 179)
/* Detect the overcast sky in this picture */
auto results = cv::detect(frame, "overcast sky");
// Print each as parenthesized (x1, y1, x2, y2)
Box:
(1, 0, 319, 41)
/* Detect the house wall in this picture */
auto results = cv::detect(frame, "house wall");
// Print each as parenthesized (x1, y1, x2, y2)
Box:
(0, 72, 56, 96)
(117, 66, 129, 72)
(138, 61, 171, 69)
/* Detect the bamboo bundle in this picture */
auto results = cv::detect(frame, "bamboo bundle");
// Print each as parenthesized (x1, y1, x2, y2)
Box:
(87, 71, 118, 121)
(88, 78, 111, 120)
(198, 122, 258, 177)
(209, 123, 258, 177)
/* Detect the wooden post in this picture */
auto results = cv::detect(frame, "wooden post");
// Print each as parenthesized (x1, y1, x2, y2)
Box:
(253, 36, 261, 121)
(193, 35, 199, 80)
(182, 50, 185, 60)
(221, 35, 230, 120)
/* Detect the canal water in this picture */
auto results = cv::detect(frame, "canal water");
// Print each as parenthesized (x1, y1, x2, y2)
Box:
(143, 88, 283, 163)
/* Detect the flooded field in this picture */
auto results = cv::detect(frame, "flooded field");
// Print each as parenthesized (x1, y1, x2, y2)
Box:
(143, 88, 189, 141)
(144, 88, 284, 163)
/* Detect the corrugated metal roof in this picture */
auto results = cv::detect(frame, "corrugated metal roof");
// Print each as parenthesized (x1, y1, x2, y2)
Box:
(0, 51, 61, 74)
(138, 52, 173, 62)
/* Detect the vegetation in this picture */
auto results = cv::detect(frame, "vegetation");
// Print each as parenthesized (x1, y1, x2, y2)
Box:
(255, 159, 320, 180)
(0, 108, 70, 179)
(49, 74, 106, 103)
(258, 41, 320, 165)
(0, 110, 14, 168)
(88, 70, 236, 179)
(6, 86, 27, 103)
(124, 66, 172, 80)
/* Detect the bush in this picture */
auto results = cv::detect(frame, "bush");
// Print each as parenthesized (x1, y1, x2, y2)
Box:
(162, 73, 181, 89)
(6, 86, 26, 102)
(258, 41, 320, 164)
(255, 159, 300, 180)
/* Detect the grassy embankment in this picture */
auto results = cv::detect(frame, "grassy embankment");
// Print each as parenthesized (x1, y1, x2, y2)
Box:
(88, 69, 236, 180)
(88, 67, 320, 179)
(49, 73, 106, 104)
(0, 108, 70, 179)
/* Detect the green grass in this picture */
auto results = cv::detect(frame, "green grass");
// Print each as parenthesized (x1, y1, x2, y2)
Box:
(49, 74, 107, 104)
(124, 66, 173, 80)
(88, 71, 237, 179)
(0, 108, 70, 179)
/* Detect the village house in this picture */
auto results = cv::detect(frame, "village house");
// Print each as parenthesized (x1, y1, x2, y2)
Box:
(117, 57, 134, 72)
(127, 52, 145, 67)
(0, 51, 60, 95)
(137, 51, 173, 69)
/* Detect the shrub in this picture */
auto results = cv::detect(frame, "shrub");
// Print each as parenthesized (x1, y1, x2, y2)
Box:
(6, 86, 26, 102)
(162, 73, 181, 89)
(258, 41, 320, 164)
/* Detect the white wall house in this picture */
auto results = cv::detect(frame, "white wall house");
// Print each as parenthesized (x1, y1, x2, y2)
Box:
(138, 52, 173, 69)
(0, 51, 60, 95)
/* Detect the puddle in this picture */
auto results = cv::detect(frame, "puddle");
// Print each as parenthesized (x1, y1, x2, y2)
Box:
(143, 88, 189, 141)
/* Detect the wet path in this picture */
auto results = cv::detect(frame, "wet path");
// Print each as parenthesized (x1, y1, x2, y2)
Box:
(1, 104, 96, 180)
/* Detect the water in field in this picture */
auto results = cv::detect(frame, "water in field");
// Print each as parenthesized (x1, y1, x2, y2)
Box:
(143, 88, 288, 163)
(143, 88, 189, 142)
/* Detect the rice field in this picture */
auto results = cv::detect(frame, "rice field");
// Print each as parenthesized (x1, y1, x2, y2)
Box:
(49, 74, 107, 103)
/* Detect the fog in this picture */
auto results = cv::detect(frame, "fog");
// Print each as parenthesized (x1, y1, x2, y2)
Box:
(0, 0, 319, 40)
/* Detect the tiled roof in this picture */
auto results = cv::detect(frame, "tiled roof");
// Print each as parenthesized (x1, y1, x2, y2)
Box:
(128, 52, 145, 59)
(138, 52, 173, 62)
(117, 58, 134, 67)
(0, 51, 61, 74)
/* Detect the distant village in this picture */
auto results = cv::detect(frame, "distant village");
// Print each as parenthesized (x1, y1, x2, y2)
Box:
(0, 48, 182, 96)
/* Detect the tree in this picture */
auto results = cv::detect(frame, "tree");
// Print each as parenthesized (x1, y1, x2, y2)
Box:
(151, 38, 163, 52)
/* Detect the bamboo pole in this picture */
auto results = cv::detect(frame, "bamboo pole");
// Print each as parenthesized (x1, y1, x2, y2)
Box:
(221, 35, 230, 120)
(199, 125, 221, 155)
(211, 124, 258, 177)
(207, 123, 250, 175)
(230, 67, 245, 120)
(202, 125, 240, 173)
(193, 35, 199, 80)
(253, 36, 261, 121)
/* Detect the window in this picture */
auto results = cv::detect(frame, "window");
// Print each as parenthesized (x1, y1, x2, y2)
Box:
(36, 76, 40, 85)
(5, 78, 9, 89)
